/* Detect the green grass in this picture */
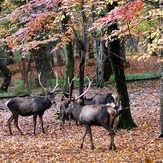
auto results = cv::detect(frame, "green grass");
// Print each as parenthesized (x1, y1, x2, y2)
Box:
(108, 72, 161, 83)
(125, 72, 161, 81)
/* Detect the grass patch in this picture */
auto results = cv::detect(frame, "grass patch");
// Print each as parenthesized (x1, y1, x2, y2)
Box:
(108, 72, 160, 83)
(125, 72, 161, 81)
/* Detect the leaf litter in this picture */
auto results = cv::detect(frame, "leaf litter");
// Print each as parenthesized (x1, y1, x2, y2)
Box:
(0, 79, 162, 163)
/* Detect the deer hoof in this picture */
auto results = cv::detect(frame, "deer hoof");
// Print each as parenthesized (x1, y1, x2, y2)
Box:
(109, 145, 116, 150)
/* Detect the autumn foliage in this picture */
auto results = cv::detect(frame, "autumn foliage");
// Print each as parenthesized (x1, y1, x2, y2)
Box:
(4, 0, 146, 52)
(96, 0, 144, 25)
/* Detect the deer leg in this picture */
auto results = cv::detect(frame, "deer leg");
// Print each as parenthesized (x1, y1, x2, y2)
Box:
(14, 115, 23, 135)
(61, 114, 65, 125)
(68, 114, 71, 126)
(81, 126, 88, 149)
(109, 134, 116, 150)
(39, 114, 45, 133)
(8, 115, 14, 135)
(87, 126, 94, 150)
(102, 124, 116, 150)
(33, 114, 37, 135)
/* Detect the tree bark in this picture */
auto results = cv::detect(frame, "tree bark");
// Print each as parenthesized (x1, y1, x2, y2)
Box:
(107, 3, 137, 130)
(61, 10, 74, 97)
(79, 0, 87, 99)
(96, 35, 113, 87)
(96, 33, 105, 88)
(0, 63, 11, 92)
(159, 0, 163, 138)
(159, 65, 163, 137)
(91, 6, 112, 88)
(63, 43, 74, 97)
(32, 46, 54, 86)
(19, 57, 31, 93)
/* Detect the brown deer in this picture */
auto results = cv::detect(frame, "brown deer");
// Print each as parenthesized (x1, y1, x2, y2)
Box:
(6, 73, 58, 135)
(65, 77, 120, 150)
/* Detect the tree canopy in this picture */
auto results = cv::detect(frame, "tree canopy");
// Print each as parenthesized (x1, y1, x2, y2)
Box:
(0, 0, 161, 56)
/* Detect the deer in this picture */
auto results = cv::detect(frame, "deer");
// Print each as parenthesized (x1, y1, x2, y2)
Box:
(60, 77, 118, 126)
(59, 77, 76, 125)
(59, 98, 73, 125)
(6, 72, 58, 135)
(65, 77, 120, 150)
(83, 93, 118, 105)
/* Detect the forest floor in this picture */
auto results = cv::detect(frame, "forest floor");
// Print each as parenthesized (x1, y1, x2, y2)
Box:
(0, 79, 162, 162)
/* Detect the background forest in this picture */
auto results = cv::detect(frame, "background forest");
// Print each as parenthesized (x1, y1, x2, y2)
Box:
(0, 0, 163, 162)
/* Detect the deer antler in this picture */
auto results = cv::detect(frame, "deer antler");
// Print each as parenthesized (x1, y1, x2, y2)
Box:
(64, 76, 76, 98)
(52, 72, 59, 93)
(38, 72, 58, 93)
(75, 76, 92, 100)
(38, 73, 49, 92)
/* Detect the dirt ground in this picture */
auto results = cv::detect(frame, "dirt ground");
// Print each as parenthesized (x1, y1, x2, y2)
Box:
(0, 79, 162, 162)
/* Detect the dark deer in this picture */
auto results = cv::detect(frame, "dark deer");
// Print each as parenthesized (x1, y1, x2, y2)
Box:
(66, 77, 120, 150)
(6, 73, 58, 135)
(83, 93, 117, 105)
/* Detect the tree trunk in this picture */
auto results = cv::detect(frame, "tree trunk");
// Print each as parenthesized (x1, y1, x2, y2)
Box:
(103, 44, 113, 81)
(107, 3, 137, 130)
(96, 35, 113, 87)
(61, 11, 74, 97)
(91, 6, 112, 88)
(32, 47, 54, 86)
(79, 50, 85, 97)
(19, 57, 31, 93)
(0, 63, 11, 92)
(159, 0, 163, 138)
(79, 0, 87, 99)
(159, 64, 163, 137)
(96, 33, 105, 88)
(63, 43, 74, 97)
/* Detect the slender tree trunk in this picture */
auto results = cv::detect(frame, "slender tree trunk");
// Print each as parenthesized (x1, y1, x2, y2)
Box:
(79, 0, 87, 98)
(107, 3, 136, 130)
(91, 5, 112, 88)
(96, 32, 105, 88)
(32, 47, 54, 86)
(79, 50, 85, 96)
(0, 63, 11, 92)
(159, 63, 163, 137)
(103, 35, 113, 81)
(63, 43, 74, 97)
(61, 11, 74, 97)
(19, 57, 31, 93)
(159, 0, 163, 138)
